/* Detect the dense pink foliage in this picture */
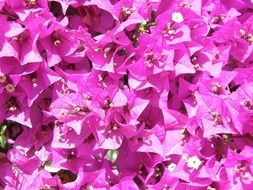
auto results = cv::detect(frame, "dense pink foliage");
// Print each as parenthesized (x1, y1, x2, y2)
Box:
(1, 0, 253, 189)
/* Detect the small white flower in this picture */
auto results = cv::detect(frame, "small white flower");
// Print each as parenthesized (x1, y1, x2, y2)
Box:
(187, 155, 202, 169)
(172, 12, 184, 23)
(167, 163, 176, 172)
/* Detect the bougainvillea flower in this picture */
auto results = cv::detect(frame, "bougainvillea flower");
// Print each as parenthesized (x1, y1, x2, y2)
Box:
(39, 17, 77, 67)
(2, 14, 45, 65)
(1, 0, 253, 189)
(0, 93, 32, 128)
(18, 62, 60, 106)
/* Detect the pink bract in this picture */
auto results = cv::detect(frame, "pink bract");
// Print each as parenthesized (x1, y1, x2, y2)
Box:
(0, 0, 253, 189)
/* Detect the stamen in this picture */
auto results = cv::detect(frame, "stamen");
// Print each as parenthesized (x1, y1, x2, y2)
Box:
(9, 106, 17, 112)
(144, 53, 154, 67)
(144, 52, 162, 67)
(179, 2, 187, 7)
(235, 162, 248, 178)
(0, 75, 7, 83)
(222, 134, 233, 144)
(26, 0, 37, 5)
(191, 56, 200, 70)
(240, 29, 246, 37)
(12, 32, 29, 44)
(94, 47, 102, 52)
(77, 44, 85, 51)
(122, 7, 136, 16)
(240, 99, 253, 110)
(180, 125, 189, 140)
(211, 15, 225, 24)
(168, 29, 176, 35)
(211, 82, 222, 94)
(112, 124, 118, 131)
(54, 39, 62, 46)
(208, 109, 223, 125)
(191, 56, 198, 64)
(179, 2, 192, 8)
(52, 31, 63, 46)
(163, 22, 176, 37)
(84, 94, 92, 100)
(246, 33, 253, 44)
(7, 97, 18, 112)
(239, 29, 253, 44)
(5, 83, 15, 93)
(32, 78, 38, 87)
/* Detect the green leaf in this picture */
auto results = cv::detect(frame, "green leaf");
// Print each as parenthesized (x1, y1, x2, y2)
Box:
(43, 160, 52, 167)
(43, 160, 61, 173)
(106, 150, 119, 163)
(0, 125, 7, 135)
(0, 135, 7, 149)
(138, 22, 147, 32)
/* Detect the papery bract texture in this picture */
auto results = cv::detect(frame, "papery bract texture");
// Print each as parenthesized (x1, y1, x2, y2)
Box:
(0, 0, 253, 189)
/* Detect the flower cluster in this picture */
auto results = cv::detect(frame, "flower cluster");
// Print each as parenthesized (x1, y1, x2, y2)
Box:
(1, 0, 253, 189)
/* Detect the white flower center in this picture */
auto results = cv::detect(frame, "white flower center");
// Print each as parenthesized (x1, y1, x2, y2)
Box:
(172, 12, 184, 23)
(167, 163, 176, 172)
(187, 155, 202, 169)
